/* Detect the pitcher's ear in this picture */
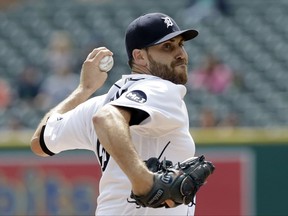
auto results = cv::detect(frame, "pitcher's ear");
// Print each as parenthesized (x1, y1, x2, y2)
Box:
(132, 49, 148, 66)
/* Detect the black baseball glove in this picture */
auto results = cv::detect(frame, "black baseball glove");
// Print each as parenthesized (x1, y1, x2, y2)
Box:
(128, 155, 215, 208)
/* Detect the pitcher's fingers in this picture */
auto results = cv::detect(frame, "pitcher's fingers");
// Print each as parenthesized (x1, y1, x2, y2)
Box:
(90, 50, 113, 64)
(86, 47, 109, 60)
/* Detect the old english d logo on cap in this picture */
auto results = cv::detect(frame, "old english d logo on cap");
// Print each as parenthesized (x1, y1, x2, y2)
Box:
(161, 16, 174, 28)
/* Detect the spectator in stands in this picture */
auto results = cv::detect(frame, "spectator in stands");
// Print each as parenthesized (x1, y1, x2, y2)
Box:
(218, 112, 239, 127)
(16, 66, 43, 106)
(187, 54, 234, 94)
(199, 108, 217, 127)
(36, 31, 79, 111)
(46, 31, 76, 74)
(36, 67, 79, 111)
(0, 78, 11, 110)
(199, 108, 239, 128)
(0, 78, 23, 130)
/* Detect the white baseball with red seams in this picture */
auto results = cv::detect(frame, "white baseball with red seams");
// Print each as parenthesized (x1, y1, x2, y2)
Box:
(99, 55, 114, 72)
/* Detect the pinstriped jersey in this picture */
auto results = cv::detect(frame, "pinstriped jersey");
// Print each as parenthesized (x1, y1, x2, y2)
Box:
(43, 74, 196, 215)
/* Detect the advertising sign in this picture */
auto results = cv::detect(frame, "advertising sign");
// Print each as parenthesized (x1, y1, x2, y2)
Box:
(0, 150, 100, 216)
(196, 148, 255, 216)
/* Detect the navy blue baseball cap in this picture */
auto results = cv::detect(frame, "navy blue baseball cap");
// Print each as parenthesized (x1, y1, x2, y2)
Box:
(125, 12, 198, 60)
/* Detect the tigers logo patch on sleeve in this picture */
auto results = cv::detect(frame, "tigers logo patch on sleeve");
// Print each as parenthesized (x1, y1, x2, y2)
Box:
(126, 90, 147, 103)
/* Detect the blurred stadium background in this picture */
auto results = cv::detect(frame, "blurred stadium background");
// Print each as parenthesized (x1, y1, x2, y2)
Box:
(0, 0, 287, 215)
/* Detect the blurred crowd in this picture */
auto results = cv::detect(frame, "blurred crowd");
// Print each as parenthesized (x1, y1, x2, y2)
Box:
(0, 28, 241, 130)
(0, 0, 240, 130)
(0, 29, 105, 130)
(187, 53, 242, 128)
(3, 0, 286, 130)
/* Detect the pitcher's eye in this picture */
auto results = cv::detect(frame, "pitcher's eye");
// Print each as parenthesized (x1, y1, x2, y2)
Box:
(163, 43, 173, 50)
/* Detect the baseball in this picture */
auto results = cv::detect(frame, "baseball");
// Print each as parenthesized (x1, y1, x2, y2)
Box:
(99, 55, 114, 72)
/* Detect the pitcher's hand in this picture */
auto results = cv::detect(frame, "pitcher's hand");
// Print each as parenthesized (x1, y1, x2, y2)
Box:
(80, 47, 113, 94)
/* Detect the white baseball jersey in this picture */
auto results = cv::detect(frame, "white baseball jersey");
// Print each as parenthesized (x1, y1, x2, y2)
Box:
(42, 74, 196, 215)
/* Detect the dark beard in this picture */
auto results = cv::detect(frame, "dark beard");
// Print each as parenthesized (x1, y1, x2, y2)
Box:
(147, 54, 188, 85)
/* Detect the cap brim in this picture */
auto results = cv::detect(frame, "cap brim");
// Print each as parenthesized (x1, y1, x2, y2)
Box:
(150, 29, 198, 46)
